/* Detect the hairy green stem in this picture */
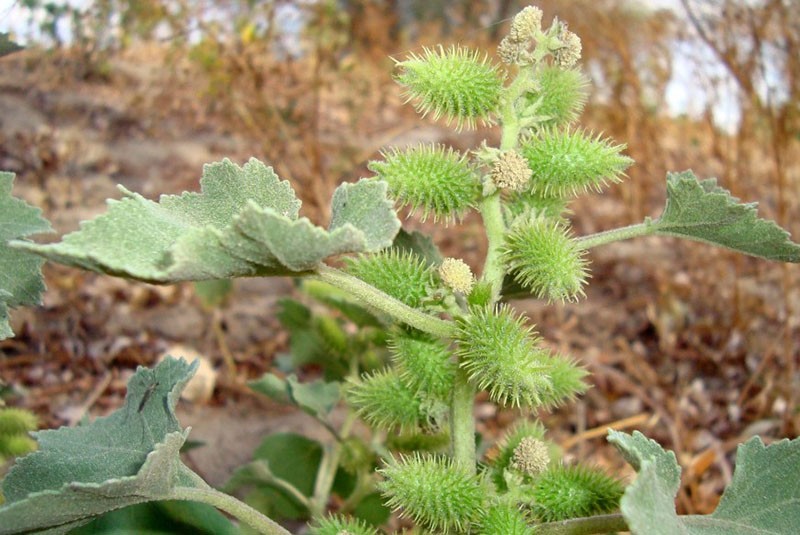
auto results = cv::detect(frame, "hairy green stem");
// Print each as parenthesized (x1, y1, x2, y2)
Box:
(310, 411, 358, 517)
(450, 367, 476, 473)
(479, 192, 508, 301)
(577, 222, 654, 249)
(171, 486, 291, 535)
(314, 265, 454, 338)
(534, 513, 628, 535)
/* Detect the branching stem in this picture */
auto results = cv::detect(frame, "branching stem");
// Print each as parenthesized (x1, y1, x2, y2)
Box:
(577, 222, 654, 249)
(171, 486, 291, 535)
(314, 265, 454, 338)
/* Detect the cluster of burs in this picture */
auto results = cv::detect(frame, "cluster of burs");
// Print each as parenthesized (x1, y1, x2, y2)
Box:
(317, 6, 633, 534)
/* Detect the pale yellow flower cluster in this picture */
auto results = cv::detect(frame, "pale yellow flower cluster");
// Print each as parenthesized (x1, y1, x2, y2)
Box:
(491, 149, 532, 191)
(439, 257, 475, 294)
(512, 436, 551, 477)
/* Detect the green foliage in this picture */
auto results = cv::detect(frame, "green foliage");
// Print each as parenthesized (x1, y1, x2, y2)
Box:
(527, 465, 624, 522)
(0, 358, 204, 534)
(521, 129, 633, 197)
(650, 171, 800, 262)
(14, 159, 401, 282)
(610, 430, 800, 534)
(345, 250, 437, 309)
(309, 514, 380, 535)
(369, 144, 480, 223)
(3, 3, 800, 534)
(0, 172, 52, 340)
(455, 306, 587, 408)
(501, 217, 589, 302)
(71, 501, 241, 535)
(395, 45, 503, 130)
(249, 374, 340, 419)
(379, 454, 486, 533)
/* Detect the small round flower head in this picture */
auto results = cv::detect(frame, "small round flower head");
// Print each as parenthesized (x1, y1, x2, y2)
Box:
(498, 6, 543, 65)
(512, 436, 551, 477)
(554, 29, 582, 68)
(439, 257, 475, 294)
(490, 150, 532, 191)
(510, 6, 543, 42)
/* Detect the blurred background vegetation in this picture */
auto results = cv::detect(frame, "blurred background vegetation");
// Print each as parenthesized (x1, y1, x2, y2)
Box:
(1, 0, 798, 516)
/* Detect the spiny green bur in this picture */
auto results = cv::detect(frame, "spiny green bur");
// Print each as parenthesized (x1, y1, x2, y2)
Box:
(2, 3, 800, 535)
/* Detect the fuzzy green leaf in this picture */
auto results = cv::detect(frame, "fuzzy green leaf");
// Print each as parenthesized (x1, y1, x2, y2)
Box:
(249, 373, 340, 417)
(0, 358, 201, 534)
(651, 171, 800, 262)
(609, 430, 800, 534)
(0, 172, 52, 340)
(14, 159, 400, 283)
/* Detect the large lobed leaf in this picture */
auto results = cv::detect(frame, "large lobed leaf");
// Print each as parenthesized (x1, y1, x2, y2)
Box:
(609, 430, 800, 534)
(0, 358, 202, 534)
(0, 171, 52, 340)
(13, 158, 401, 283)
(651, 171, 800, 262)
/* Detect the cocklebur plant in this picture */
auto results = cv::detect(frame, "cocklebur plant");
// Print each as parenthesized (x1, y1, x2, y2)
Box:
(1, 4, 800, 534)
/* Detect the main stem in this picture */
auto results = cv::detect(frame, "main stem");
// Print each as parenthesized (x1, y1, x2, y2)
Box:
(450, 69, 530, 473)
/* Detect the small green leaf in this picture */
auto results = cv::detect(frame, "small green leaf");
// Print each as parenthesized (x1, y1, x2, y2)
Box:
(391, 229, 443, 268)
(0, 358, 201, 534)
(14, 159, 400, 283)
(249, 373, 340, 417)
(0, 171, 52, 340)
(609, 430, 800, 534)
(651, 171, 800, 262)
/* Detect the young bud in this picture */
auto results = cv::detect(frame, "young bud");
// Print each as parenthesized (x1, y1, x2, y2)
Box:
(512, 437, 551, 477)
(490, 150, 532, 191)
(395, 45, 503, 130)
(490, 421, 550, 491)
(501, 217, 589, 303)
(521, 128, 633, 197)
(554, 29, 582, 68)
(438, 257, 475, 294)
(345, 250, 435, 309)
(528, 465, 625, 521)
(498, 6, 543, 66)
(379, 454, 486, 533)
(369, 144, 479, 223)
